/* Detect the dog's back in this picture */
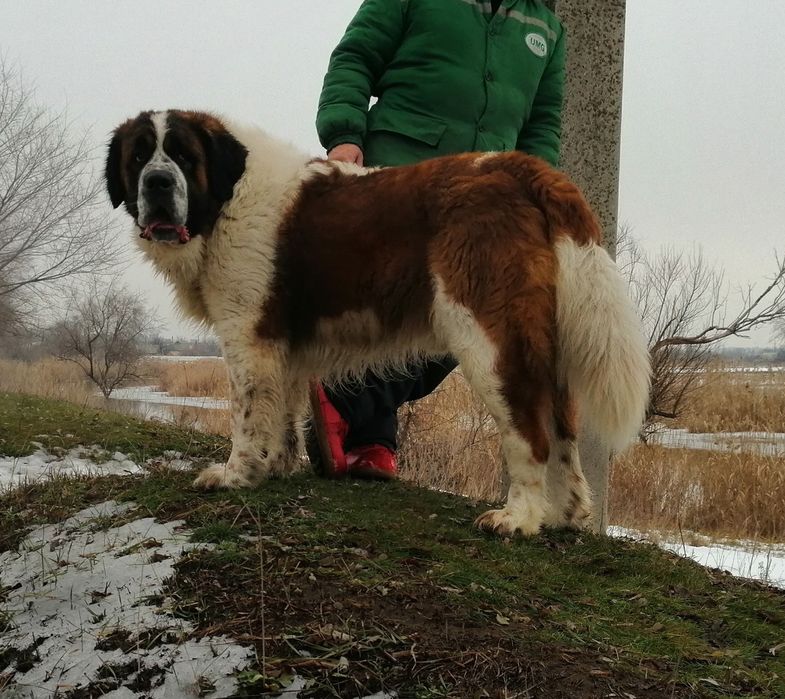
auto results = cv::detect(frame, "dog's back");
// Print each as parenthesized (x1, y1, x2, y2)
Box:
(257, 151, 601, 372)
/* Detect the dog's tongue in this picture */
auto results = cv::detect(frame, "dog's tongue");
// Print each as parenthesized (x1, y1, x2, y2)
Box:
(140, 222, 191, 244)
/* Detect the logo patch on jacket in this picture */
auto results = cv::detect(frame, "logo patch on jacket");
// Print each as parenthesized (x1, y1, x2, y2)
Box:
(525, 33, 548, 58)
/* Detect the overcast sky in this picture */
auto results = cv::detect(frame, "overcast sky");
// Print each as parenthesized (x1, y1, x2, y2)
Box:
(3, 0, 784, 345)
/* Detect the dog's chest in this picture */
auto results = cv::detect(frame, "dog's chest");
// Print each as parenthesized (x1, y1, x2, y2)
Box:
(196, 233, 277, 329)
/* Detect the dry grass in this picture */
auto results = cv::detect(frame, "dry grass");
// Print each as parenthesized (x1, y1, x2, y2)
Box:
(0, 358, 94, 405)
(397, 373, 504, 502)
(673, 365, 785, 433)
(142, 358, 229, 398)
(165, 404, 231, 437)
(610, 443, 785, 541)
(138, 359, 231, 436)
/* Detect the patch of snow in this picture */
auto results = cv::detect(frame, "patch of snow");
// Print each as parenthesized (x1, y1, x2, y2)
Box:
(0, 447, 143, 490)
(110, 386, 229, 411)
(153, 450, 193, 472)
(0, 501, 253, 698)
(146, 355, 222, 362)
(721, 366, 785, 373)
(609, 526, 785, 589)
(677, 366, 785, 374)
(101, 690, 138, 699)
(0, 447, 196, 494)
(649, 428, 785, 457)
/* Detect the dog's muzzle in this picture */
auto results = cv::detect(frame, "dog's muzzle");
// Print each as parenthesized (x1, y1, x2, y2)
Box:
(139, 169, 190, 243)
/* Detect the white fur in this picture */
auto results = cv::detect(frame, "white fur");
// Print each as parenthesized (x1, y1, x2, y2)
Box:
(137, 111, 189, 228)
(543, 437, 592, 528)
(555, 238, 651, 451)
(302, 159, 379, 180)
(473, 152, 500, 167)
(136, 120, 313, 490)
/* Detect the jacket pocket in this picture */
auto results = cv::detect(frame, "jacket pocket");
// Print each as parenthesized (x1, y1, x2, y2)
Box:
(367, 107, 447, 147)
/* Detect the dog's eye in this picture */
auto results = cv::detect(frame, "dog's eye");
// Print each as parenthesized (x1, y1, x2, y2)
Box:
(175, 152, 192, 168)
(133, 152, 146, 163)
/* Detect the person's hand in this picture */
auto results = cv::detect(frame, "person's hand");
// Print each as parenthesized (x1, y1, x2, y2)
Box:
(327, 143, 364, 166)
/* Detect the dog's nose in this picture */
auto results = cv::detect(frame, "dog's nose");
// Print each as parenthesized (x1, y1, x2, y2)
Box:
(144, 170, 175, 194)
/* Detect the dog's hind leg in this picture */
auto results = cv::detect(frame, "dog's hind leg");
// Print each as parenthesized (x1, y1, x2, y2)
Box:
(432, 288, 551, 536)
(194, 339, 288, 490)
(471, 369, 552, 538)
(542, 388, 592, 529)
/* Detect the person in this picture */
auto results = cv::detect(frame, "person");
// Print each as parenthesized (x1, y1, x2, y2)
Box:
(309, 0, 566, 479)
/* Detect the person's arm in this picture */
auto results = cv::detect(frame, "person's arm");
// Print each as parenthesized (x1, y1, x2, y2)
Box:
(316, 0, 408, 159)
(516, 28, 566, 167)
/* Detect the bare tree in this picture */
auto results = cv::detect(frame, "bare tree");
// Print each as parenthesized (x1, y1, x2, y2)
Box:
(618, 228, 785, 431)
(53, 282, 158, 398)
(0, 61, 119, 320)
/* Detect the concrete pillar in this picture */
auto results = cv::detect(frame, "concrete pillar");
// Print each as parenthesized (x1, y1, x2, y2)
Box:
(546, 0, 627, 531)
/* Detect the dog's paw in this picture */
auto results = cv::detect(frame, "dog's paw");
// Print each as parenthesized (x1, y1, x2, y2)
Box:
(266, 454, 303, 478)
(475, 483, 547, 537)
(193, 463, 253, 490)
(474, 506, 542, 537)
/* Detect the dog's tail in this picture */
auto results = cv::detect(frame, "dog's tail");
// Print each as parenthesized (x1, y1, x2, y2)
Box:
(511, 155, 649, 450)
(554, 236, 651, 452)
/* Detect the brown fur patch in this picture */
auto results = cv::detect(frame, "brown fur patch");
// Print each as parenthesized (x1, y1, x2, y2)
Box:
(553, 386, 579, 442)
(258, 152, 599, 358)
(257, 161, 440, 347)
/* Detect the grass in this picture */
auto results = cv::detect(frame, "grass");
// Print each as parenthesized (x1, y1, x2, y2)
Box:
(1, 392, 785, 697)
(0, 391, 229, 552)
(0, 392, 228, 462)
(674, 366, 785, 434)
(4, 355, 785, 540)
(143, 358, 230, 399)
(611, 444, 785, 541)
(397, 372, 505, 502)
(0, 358, 94, 406)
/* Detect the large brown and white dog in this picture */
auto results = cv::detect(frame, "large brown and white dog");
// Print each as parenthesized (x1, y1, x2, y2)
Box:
(106, 110, 650, 536)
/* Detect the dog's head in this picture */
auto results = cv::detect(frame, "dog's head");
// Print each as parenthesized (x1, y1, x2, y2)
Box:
(105, 110, 247, 245)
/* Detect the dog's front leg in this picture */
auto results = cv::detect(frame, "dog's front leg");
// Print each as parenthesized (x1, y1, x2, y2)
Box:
(194, 340, 287, 490)
(266, 373, 308, 477)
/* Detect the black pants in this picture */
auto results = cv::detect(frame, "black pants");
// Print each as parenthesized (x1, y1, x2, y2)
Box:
(326, 356, 458, 451)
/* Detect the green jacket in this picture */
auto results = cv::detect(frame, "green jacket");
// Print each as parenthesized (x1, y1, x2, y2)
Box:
(316, 0, 565, 167)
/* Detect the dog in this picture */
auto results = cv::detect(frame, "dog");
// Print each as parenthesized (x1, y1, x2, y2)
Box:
(105, 109, 650, 536)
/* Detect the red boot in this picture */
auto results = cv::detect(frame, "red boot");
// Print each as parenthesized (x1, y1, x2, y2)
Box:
(307, 381, 349, 478)
(346, 444, 398, 480)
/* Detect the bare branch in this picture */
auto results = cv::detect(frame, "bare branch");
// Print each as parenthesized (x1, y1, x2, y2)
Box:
(0, 60, 124, 326)
(618, 226, 785, 430)
(651, 262, 785, 351)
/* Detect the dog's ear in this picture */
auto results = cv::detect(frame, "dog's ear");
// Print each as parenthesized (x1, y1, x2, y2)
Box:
(105, 131, 126, 209)
(203, 130, 248, 203)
